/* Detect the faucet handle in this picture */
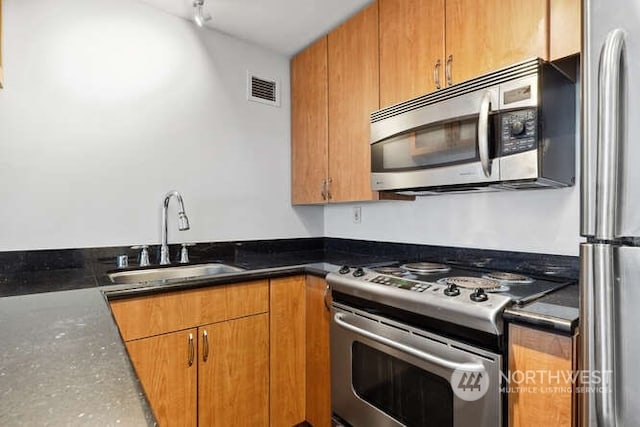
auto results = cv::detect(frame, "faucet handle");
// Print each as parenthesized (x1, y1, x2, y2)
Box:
(131, 245, 151, 267)
(179, 243, 195, 264)
(116, 255, 129, 269)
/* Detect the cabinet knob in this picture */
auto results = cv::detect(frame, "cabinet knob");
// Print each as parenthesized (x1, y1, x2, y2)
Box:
(446, 54, 453, 86)
(434, 59, 442, 90)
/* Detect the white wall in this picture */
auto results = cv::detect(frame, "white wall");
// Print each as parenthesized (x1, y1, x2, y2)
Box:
(325, 187, 580, 256)
(0, 0, 323, 251)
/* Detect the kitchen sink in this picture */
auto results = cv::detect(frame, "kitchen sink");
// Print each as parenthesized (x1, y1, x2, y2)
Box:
(108, 263, 245, 284)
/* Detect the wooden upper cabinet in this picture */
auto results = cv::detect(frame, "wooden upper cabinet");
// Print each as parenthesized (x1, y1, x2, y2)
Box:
(379, 0, 445, 107)
(126, 329, 198, 427)
(550, 0, 581, 60)
(328, 2, 379, 202)
(445, 0, 548, 85)
(291, 37, 328, 205)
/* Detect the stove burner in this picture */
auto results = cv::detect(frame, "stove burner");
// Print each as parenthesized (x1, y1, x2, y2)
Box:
(373, 267, 407, 277)
(483, 271, 533, 284)
(401, 262, 451, 274)
(437, 276, 508, 292)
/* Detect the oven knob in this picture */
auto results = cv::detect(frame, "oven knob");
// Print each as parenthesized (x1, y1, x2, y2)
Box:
(339, 265, 351, 274)
(353, 267, 365, 277)
(470, 288, 489, 302)
(510, 120, 525, 136)
(444, 283, 460, 297)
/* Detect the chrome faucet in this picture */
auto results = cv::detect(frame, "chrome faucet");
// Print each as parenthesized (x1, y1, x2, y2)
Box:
(160, 190, 190, 265)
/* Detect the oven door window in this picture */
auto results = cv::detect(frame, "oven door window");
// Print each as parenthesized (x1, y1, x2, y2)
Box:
(371, 117, 494, 172)
(352, 342, 453, 427)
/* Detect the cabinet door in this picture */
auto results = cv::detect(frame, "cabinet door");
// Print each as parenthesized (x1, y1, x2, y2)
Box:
(550, 0, 581, 60)
(270, 276, 306, 427)
(328, 2, 379, 202)
(508, 324, 574, 427)
(291, 37, 329, 205)
(126, 329, 197, 427)
(445, 0, 548, 84)
(305, 276, 332, 427)
(198, 314, 269, 427)
(379, 0, 445, 107)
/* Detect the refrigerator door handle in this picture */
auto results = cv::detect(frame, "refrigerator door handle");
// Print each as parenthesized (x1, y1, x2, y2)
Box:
(591, 244, 617, 427)
(595, 29, 625, 240)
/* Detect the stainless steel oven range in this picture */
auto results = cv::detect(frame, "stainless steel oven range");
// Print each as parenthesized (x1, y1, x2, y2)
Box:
(327, 262, 571, 427)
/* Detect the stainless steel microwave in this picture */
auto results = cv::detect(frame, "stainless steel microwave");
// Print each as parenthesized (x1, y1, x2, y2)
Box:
(370, 58, 576, 195)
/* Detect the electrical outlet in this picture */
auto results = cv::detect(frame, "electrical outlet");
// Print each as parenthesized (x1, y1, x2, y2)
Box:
(353, 206, 362, 224)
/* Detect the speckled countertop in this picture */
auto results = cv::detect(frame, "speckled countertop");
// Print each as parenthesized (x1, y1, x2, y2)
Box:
(0, 288, 155, 426)
(0, 239, 580, 425)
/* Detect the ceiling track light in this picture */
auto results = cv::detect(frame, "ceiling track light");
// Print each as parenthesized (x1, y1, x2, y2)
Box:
(193, 0, 212, 27)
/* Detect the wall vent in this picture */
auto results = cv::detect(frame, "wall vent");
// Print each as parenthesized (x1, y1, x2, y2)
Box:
(247, 72, 280, 107)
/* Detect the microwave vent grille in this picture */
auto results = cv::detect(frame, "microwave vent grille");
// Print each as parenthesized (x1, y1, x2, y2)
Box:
(371, 58, 542, 123)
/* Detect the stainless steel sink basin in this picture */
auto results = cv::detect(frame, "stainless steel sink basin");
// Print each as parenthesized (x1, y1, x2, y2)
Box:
(108, 263, 245, 284)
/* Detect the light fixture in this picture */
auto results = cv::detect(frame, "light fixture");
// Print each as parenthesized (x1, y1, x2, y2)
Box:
(193, 0, 212, 27)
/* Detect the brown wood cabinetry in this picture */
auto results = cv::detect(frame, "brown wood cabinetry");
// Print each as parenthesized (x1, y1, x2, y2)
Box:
(198, 315, 269, 427)
(327, 2, 379, 202)
(445, 0, 549, 85)
(291, 37, 328, 205)
(292, 0, 580, 202)
(305, 275, 332, 427)
(550, 0, 582, 61)
(270, 276, 306, 426)
(291, 3, 380, 204)
(126, 329, 198, 427)
(111, 280, 269, 427)
(508, 324, 577, 427)
(112, 275, 333, 426)
(379, 0, 445, 108)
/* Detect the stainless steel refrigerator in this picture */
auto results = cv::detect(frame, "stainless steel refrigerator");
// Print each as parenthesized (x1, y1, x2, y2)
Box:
(581, 1, 640, 426)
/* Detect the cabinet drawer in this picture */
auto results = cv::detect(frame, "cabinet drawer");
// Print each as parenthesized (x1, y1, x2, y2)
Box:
(110, 280, 269, 341)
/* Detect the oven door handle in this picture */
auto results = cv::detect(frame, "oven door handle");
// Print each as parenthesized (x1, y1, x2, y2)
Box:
(334, 313, 485, 373)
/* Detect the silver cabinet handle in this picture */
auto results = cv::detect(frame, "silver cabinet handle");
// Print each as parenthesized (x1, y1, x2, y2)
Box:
(478, 91, 492, 178)
(320, 179, 327, 200)
(323, 283, 331, 311)
(326, 177, 333, 201)
(596, 29, 625, 241)
(434, 59, 442, 90)
(333, 313, 484, 373)
(202, 330, 209, 362)
(188, 333, 195, 367)
(445, 54, 453, 86)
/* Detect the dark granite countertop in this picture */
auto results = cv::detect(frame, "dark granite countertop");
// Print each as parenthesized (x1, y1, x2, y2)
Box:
(0, 238, 580, 425)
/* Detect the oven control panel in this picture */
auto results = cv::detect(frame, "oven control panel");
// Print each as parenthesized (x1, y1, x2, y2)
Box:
(369, 275, 432, 293)
(500, 108, 537, 155)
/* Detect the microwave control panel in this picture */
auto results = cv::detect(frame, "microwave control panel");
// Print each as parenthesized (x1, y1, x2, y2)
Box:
(500, 109, 537, 155)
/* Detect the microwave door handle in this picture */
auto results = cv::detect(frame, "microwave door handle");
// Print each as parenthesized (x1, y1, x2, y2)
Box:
(478, 91, 492, 178)
(595, 29, 625, 241)
(333, 312, 485, 373)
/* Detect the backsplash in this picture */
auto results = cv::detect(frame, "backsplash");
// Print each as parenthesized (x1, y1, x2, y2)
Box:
(0, 237, 578, 298)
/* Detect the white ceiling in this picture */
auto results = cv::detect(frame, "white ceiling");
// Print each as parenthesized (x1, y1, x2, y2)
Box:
(135, 0, 373, 56)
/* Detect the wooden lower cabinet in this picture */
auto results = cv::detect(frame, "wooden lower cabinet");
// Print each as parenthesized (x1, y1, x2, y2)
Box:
(508, 323, 577, 427)
(126, 329, 198, 427)
(305, 275, 332, 427)
(113, 276, 332, 426)
(199, 314, 269, 427)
